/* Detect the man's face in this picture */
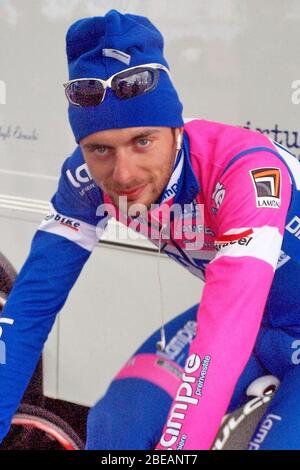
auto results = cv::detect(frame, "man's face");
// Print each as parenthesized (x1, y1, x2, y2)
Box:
(80, 126, 181, 215)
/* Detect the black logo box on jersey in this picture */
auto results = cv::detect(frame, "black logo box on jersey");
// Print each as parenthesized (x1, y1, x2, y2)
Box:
(250, 167, 281, 208)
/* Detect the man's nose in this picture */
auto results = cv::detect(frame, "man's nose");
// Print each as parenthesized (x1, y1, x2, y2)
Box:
(112, 149, 136, 187)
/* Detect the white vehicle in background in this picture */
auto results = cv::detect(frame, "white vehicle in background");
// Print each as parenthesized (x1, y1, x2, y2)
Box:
(0, 0, 299, 449)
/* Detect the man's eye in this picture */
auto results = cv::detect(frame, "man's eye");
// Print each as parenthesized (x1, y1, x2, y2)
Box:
(137, 138, 151, 147)
(94, 146, 108, 155)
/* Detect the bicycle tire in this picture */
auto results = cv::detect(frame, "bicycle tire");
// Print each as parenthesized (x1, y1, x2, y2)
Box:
(1, 404, 85, 450)
(213, 394, 274, 450)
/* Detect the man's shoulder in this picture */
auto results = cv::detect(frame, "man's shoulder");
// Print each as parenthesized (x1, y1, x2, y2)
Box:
(184, 118, 278, 170)
(51, 145, 103, 222)
(184, 118, 273, 149)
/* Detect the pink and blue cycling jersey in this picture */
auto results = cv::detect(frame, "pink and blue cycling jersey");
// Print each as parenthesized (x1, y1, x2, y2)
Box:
(1, 119, 300, 449)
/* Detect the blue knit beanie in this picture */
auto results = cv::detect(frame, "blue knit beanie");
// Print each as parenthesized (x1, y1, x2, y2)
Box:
(66, 9, 184, 143)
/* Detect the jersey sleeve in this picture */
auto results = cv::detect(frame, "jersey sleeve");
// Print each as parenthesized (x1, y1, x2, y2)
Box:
(155, 149, 292, 450)
(0, 147, 107, 443)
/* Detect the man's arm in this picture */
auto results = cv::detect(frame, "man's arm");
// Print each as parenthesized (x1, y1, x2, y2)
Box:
(0, 148, 106, 442)
(156, 150, 292, 450)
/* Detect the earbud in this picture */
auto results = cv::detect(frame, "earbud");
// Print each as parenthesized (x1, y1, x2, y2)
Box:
(176, 134, 182, 150)
(156, 327, 166, 352)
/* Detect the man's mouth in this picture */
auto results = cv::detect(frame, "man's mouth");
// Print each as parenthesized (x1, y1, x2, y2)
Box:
(115, 184, 147, 200)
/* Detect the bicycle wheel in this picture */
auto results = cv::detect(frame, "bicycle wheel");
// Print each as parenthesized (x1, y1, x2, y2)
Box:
(1, 404, 85, 450)
(213, 394, 276, 450)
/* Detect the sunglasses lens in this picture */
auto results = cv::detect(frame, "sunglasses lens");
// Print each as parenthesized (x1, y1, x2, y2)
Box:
(112, 69, 158, 99)
(66, 80, 105, 106)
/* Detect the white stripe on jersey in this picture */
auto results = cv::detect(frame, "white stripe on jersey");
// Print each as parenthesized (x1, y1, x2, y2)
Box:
(38, 203, 99, 252)
(212, 226, 283, 271)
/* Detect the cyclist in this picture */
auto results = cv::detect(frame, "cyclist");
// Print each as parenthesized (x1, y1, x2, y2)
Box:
(1, 9, 300, 450)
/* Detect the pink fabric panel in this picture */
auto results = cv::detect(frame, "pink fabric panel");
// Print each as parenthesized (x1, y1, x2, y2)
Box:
(115, 353, 183, 398)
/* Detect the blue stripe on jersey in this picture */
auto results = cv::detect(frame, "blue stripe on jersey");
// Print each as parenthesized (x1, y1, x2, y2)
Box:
(221, 146, 286, 177)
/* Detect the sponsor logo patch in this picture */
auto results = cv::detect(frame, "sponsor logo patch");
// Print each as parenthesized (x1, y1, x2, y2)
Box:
(214, 228, 254, 251)
(276, 250, 291, 269)
(44, 213, 81, 231)
(250, 167, 281, 208)
(215, 236, 253, 251)
(159, 353, 202, 450)
(211, 181, 226, 215)
(66, 163, 92, 188)
(286, 215, 300, 239)
(102, 49, 131, 65)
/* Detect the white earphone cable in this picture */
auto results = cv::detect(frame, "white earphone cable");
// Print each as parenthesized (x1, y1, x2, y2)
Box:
(156, 223, 167, 352)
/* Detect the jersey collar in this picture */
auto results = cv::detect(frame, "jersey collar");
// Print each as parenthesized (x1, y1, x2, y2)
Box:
(173, 131, 200, 205)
